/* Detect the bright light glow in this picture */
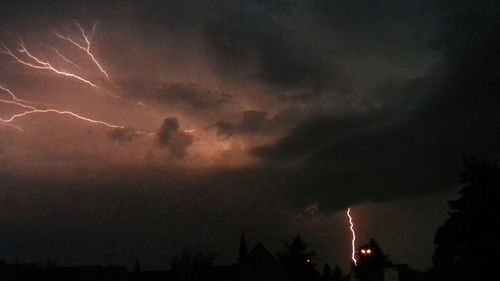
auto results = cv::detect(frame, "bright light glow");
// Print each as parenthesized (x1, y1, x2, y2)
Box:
(347, 207, 357, 266)
(360, 248, 372, 256)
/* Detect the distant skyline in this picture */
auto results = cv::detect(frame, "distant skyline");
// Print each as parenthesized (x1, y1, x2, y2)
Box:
(1, 0, 498, 271)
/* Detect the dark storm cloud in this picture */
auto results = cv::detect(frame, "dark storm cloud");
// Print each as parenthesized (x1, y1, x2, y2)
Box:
(253, 113, 388, 161)
(156, 82, 232, 110)
(0, 0, 131, 25)
(302, 203, 319, 217)
(0, 0, 407, 99)
(107, 127, 141, 143)
(2, 0, 499, 272)
(430, 0, 499, 104)
(157, 117, 193, 157)
(117, 80, 232, 111)
(205, 10, 332, 93)
(114, 79, 154, 101)
(310, 0, 434, 26)
(215, 110, 274, 136)
(214, 107, 315, 137)
(251, 0, 500, 211)
(1, 0, 497, 214)
(134, 1, 334, 93)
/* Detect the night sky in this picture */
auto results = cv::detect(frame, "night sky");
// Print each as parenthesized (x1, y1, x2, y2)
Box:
(1, 0, 499, 272)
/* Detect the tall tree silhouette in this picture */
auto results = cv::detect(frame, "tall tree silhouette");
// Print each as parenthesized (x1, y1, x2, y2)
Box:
(238, 233, 249, 264)
(354, 238, 391, 281)
(277, 234, 320, 281)
(332, 265, 342, 281)
(323, 263, 333, 281)
(432, 158, 500, 281)
(170, 249, 214, 281)
(358, 239, 389, 265)
(324, 264, 342, 281)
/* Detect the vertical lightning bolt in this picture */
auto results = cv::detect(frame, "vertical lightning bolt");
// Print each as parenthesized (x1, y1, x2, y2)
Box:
(53, 22, 111, 81)
(347, 207, 357, 266)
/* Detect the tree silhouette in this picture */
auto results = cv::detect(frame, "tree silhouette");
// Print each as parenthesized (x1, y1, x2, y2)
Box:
(358, 239, 390, 265)
(354, 238, 391, 281)
(332, 266, 342, 281)
(323, 264, 343, 281)
(134, 259, 141, 273)
(238, 233, 249, 264)
(323, 263, 333, 281)
(170, 249, 214, 281)
(131, 259, 141, 281)
(277, 234, 320, 281)
(432, 158, 499, 281)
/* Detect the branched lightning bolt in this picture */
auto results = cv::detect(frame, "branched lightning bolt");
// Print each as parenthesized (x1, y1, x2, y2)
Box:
(1, 84, 50, 107)
(1, 84, 36, 104)
(0, 22, 154, 136)
(1, 41, 97, 88)
(0, 98, 36, 110)
(0, 120, 23, 131)
(54, 22, 110, 81)
(50, 47, 80, 68)
(3, 109, 123, 128)
(0, 85, 122, 132)
(347, 207, 357, 266)
(0, 96, 34, 132)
